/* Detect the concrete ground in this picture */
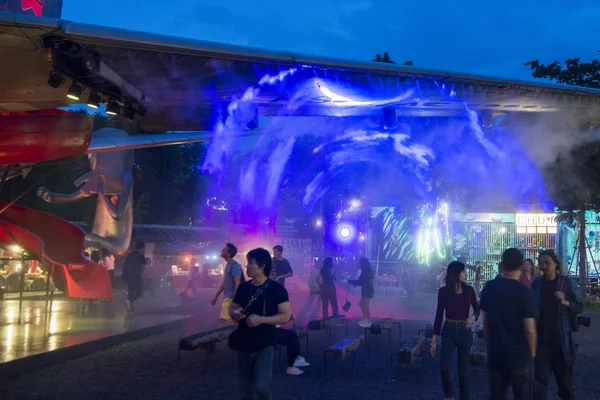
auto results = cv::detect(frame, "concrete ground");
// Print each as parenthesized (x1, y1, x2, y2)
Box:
(1, 287, 599, 399)
(0, 287, 186, 363)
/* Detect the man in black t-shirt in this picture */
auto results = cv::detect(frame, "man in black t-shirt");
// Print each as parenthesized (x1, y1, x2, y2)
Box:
(271, 245, 293, 288)
(229, 248, 290, 400)
(480, 248, 536, 400)
(122, 241, 145, 312)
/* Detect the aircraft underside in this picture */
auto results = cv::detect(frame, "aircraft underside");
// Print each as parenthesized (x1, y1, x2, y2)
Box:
(1, 10, 600, 299)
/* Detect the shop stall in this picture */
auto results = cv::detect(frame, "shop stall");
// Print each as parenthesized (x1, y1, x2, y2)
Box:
(451, 212, 558, 281)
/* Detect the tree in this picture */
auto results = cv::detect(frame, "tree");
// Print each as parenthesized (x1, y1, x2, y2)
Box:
(524, 52, 600, 88)
(372, 52, 396, 64)
(544, 142, 600, 300)
(525, 52, 600, 299)
(372, 52, 414, 66)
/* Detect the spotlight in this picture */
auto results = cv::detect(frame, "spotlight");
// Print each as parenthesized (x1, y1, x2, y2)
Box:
(86, 92, 101, 109)
(382, 107, 397, 130)
(66, 82, 83, 101)
(47, 70, 63, 88)
(316, 219, 322, 227)
(340, 227, 351, 238)
(106, 100, 120, 116)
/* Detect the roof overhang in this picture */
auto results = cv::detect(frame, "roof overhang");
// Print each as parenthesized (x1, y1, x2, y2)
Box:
(2, 13, 600, 131)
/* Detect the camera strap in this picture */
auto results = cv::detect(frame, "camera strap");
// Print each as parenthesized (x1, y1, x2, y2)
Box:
(559, 275, 566, 293)
(243, 280, 270, 315)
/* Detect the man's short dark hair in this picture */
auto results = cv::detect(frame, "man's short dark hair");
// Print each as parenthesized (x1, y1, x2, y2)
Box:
(135, 242, 144, 250)
(226, 243, 238, 258)
(247, 248, 272, 277)
(502, 248, 524, 271)
(273, 245, 283, 253)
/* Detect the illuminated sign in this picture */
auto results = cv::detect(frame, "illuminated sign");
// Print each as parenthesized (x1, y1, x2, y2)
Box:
(515, 213, 557, 234)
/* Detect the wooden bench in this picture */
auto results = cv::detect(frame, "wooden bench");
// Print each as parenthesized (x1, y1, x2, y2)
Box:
(324, 336, 370, 376)
(395, 336, 426, 365)
(364, 318, 399, 344)
(470, 327, 486, 366)
(177, 326, 235, 366)
(305, 314, 348, 354)
(469, 346, 486, 366)
(389, 326, 432, 379)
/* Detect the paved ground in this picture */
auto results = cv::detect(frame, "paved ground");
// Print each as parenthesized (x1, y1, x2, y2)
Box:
(0, 283, 432, 364)
(0, 288, 186, 362)
(2, 293, 599, 399)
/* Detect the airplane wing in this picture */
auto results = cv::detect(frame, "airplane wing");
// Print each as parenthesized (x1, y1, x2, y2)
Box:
(2, 12, 600, 132)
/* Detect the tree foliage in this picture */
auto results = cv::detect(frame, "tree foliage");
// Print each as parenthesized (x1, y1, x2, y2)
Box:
(373, 52, 413, 66)
(373, 52, 396, 64)
(545, 142, 600, 218)
(524, 51, 600, 88)
(524, 52, 600, 215)
(525, 52, 600, 297)
(134, 142, 206, 225)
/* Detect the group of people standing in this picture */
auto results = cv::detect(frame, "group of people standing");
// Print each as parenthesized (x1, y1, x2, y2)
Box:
(210, 244, 382, 399)
(472, 257, 539, 297)
(434, 248, 583, 400)
(211, 244, 301, 398)
(308, 257, 376, 327)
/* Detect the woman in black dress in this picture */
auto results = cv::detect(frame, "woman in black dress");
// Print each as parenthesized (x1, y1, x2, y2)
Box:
(349, 257, 375, 328)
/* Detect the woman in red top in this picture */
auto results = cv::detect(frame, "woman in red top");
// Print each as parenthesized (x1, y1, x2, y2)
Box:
(431, 261, 480, 400)
(519, 258, 536, 288)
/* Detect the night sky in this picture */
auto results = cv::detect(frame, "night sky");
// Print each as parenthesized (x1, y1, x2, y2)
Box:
(62, 0, 600, 81)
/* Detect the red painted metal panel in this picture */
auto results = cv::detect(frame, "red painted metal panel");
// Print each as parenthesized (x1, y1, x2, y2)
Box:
(0, 201, 112, 299)
(0, 112, 92, 165)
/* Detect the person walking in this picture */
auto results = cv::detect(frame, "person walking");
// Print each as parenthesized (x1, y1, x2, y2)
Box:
(480, 248, 537, 400)
(348, 257, 375, 328)
(122, 242, 145, 312)
(431, 261, 480, 400)
(228, 248, 291, 400)
(532, 249, 583, 400)
(211, 243, 243, 322)
(317, 257, 338, 318)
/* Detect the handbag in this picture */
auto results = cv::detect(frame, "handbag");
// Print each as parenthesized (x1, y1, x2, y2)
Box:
(342, 284, 352, 312)
(228, 280, 269, 350)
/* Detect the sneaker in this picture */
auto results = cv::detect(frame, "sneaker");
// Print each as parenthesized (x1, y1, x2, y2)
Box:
(366, 320, 372, 328)
(358, 319, 370, 328)
(294, 356, 310, 367)
(286, 366, 304, 376)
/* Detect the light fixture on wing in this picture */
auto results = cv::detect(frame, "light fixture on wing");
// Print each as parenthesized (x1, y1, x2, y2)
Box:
(66, 82, 83, 101)
(86, 92, 101, 109)
(106, 100, 120, 116)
